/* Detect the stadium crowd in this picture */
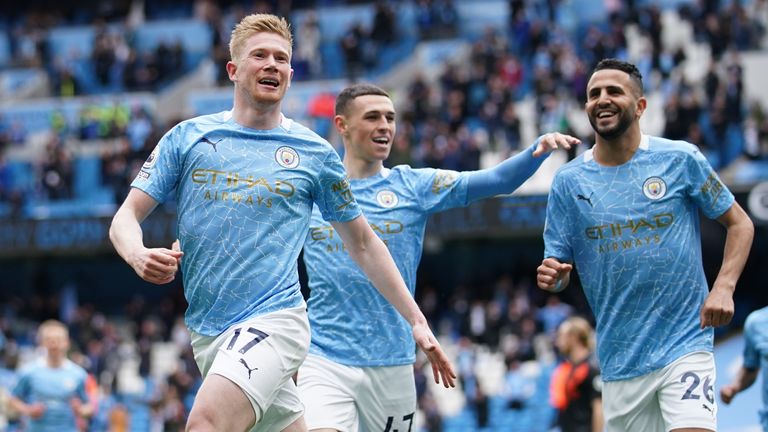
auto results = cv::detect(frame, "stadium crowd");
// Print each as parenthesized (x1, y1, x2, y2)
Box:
(0, 0, 766, 431)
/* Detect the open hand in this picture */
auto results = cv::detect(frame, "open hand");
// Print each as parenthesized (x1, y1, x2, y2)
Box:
(412, 322, 457, 388)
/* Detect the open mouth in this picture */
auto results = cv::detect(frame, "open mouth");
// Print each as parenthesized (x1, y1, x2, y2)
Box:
(596, 110, 616, 119)
(372, 137, 390, 145)
(258, 78, 279, 87)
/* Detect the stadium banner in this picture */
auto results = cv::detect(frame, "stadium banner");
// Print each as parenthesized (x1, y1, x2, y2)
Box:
(0, 189, 761, 257)
(0, 212, 177, 257)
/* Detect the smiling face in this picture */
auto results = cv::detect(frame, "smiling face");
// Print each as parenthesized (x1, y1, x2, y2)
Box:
(338, 94, 396, 163)
(585, 68, 646, 140)
(227, 31, 293, 106)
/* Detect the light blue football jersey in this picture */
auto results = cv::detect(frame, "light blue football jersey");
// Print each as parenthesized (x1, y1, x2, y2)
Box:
(544, 135, 735, 381)
(303, 166, 470, 366)
(742, 306, 768, 431)
(12, 359, 88, 432)
(132, 111, 361, 336)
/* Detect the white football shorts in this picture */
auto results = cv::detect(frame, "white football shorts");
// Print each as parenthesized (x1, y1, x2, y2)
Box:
(603, 351, 717, 432)
(190, 304, 310, 431)
(298, 353, 417, 432)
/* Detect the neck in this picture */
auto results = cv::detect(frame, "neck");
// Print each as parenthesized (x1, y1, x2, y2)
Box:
(47, 356, 65, 368)
(343, 153, 384, 179)
(593, 126, 642, 166)
(231, 92, 282, 130)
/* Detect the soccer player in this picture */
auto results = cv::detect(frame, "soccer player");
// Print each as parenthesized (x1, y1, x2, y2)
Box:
(9, 320, 92, 432)
(550, 316, 603, 432)
(537, 58, 754, 432)
(109, 14, 454, 432)
(298, 83, 578, 432)
(720, 305, 768, 431)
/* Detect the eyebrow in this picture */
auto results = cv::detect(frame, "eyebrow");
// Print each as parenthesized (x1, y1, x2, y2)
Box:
(363, 109, 396, 116)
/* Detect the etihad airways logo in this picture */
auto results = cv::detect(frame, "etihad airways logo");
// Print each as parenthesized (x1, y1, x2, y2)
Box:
(191, 169, 295, 197)
(585, 213, 673, 240)
(310, 220, 404, 252)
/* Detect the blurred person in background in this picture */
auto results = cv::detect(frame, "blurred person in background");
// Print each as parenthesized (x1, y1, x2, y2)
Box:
(720, 305, 768, 431)
(9, 320, 92, 432)
(550, 316, 602, 432)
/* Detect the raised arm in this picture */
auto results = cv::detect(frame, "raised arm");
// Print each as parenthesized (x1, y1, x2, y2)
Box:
(109, 188, 183, 285)
(331, 215, 456, 388)
(465, 132, 580, 201)
(700, 202, 754, 328)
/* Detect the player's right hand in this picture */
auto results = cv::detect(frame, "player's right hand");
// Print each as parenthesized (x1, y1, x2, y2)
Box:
(537, 258, 572, 292)
(533, 132, 581, 157)
(129, 246, 183, 285)
(412, 323, 457, 389)
(719, 384, 738, 404)
(27, 402, 46, 418)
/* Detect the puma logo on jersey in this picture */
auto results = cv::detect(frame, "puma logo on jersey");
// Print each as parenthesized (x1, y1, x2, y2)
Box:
(702, 404, 713, 413)
(199, 137, 221, 152)
(577, 193, 594, 207)
(239, 358, 258, 379)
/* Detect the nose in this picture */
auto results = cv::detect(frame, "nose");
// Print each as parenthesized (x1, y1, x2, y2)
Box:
(263, 55, 278, 70)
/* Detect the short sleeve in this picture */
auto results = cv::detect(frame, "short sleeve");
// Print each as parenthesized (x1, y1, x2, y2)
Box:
(412, 168, 469, 213)
(314, 150, 361, 222)
(543, 174, 573, 262)
(130, 125, 182, 204)
(685, 149, 735, 219)
(742, 318, 760, 370)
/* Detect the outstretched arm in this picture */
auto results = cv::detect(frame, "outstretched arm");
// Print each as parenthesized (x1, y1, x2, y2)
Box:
(332, 216, 457, 388)
(700, 202, 753, 328)
(109, 188, 183, 285)
(465, 132, 580, 201)
(720, 366, 758, 404)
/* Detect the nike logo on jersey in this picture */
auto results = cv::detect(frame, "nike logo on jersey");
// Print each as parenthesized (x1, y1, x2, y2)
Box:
(198, 136, 221, 152)
(576, 192, 594, 207)
(239, 358, 258, 379)
(702, 404, 712, 413)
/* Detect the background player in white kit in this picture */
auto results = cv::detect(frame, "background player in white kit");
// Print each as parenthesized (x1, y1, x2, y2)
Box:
(537, 58, 754, 432)
(109, 15, 454, 432)
(299, 83, 578, 432)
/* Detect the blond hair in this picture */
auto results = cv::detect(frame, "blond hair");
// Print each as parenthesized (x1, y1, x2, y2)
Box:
(229, 14, 293, 61)
(560, 316, 595, 351)
(37, 319, 69, 342)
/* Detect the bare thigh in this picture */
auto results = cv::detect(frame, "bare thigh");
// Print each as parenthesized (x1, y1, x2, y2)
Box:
(187, 373, 256, 432)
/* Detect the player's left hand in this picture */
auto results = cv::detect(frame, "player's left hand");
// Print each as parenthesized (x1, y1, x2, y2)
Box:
(533, 132, 581, 157)
(412, 323, 457, 388)
(700, 286, 735, 328)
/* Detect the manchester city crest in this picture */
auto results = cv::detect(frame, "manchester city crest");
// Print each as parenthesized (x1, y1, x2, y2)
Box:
(275, 146, 300, 168)
(376, 190, 398, 208)
(642, 176, 667, 200)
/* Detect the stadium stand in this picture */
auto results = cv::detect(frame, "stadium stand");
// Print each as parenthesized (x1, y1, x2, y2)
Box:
(0, 0, 767, 431)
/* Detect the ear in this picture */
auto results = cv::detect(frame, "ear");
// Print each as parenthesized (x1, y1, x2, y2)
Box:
(288, 67, 294, 88)
(226, 61, 238, 82)
(334, 115, 347, 135)
(635, 96, 647, 119)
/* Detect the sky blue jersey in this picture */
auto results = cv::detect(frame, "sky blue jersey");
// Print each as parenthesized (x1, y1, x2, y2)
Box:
(303, 165, 470, 366)
(543, 135, 735, 381)
(742, 306, 768, 431)
(12, 359, 88, 432)
(132, 111, 361, 336)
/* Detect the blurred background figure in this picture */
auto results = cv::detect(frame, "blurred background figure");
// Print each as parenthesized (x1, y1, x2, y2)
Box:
(550, 317, 602, 432)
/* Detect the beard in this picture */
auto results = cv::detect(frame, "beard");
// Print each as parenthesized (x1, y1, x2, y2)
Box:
(589, 109, 634, 140)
